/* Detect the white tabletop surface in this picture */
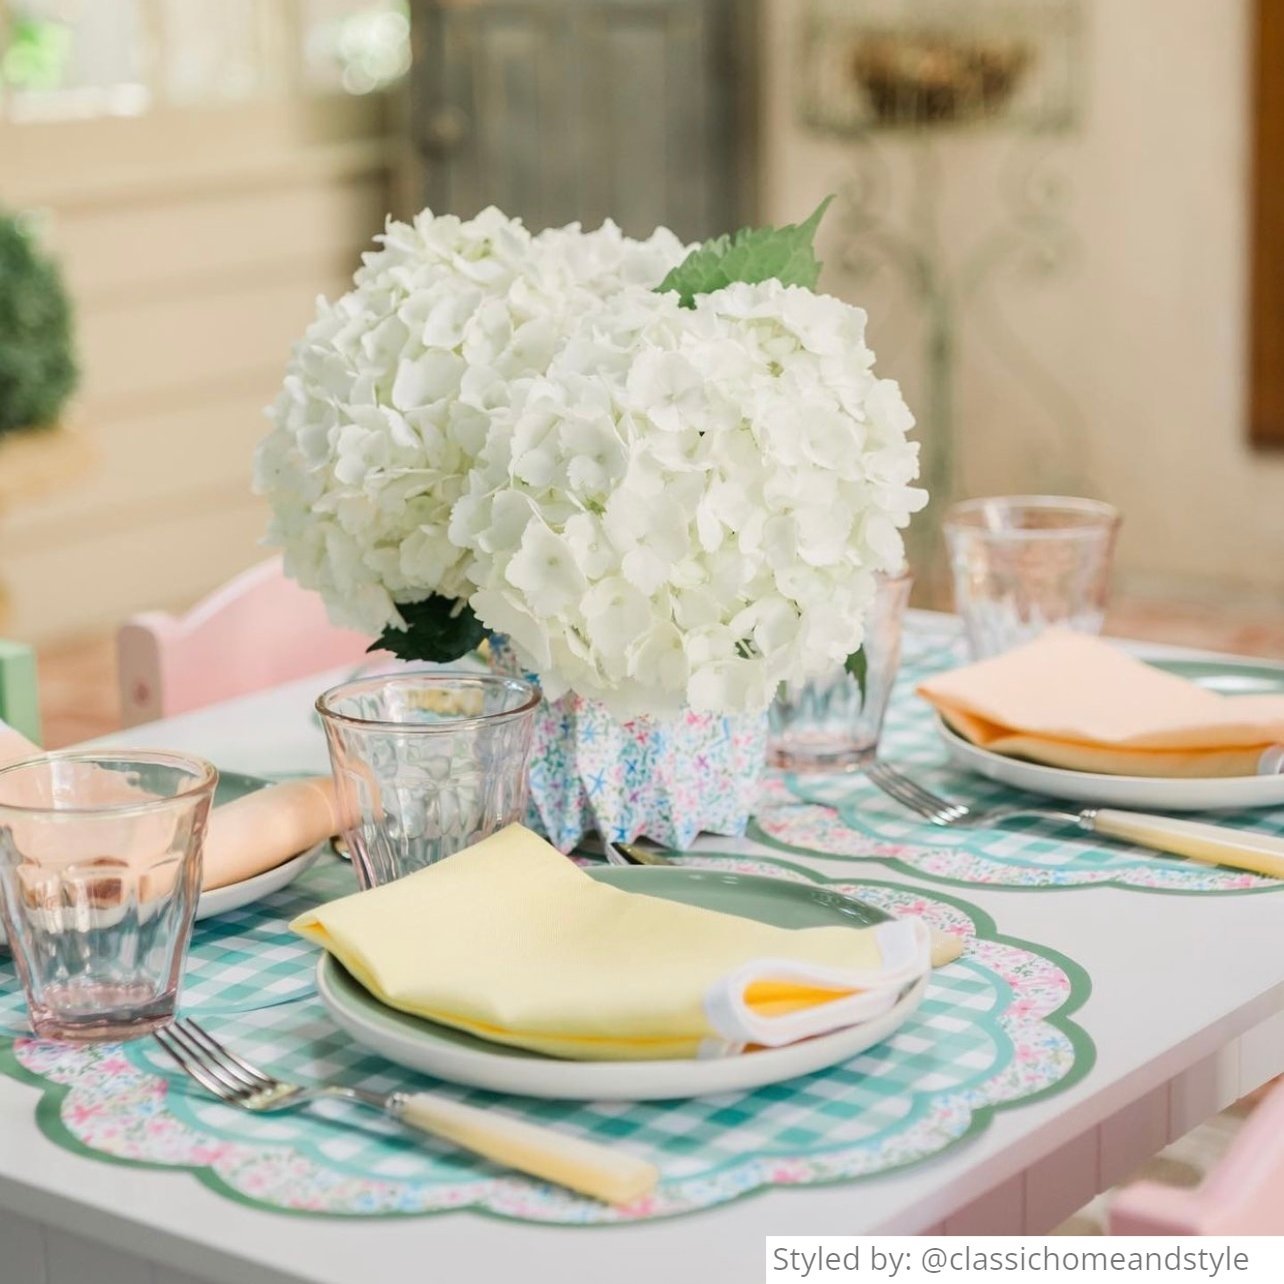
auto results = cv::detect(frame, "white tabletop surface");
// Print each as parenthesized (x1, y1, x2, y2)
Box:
(2, 615, 1283, 1282)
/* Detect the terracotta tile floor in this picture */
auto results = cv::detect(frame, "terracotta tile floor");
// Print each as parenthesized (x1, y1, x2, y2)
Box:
(36, 632, 121, 749)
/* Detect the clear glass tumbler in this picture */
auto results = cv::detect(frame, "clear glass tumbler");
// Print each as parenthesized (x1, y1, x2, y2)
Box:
(944, 496, 1121, 659)
(0, 751, 217, 1041)
(769, 570, 913, 771)
(316, 672, 540, 888)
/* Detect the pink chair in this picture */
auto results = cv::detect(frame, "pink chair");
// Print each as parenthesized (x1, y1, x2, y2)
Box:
(1109, 1081, 1284, 1234)
(117, 557, 378, 726)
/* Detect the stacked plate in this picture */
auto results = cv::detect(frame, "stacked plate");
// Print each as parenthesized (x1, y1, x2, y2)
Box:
(319, 866, 927, 1100)
(937, 656, 1284, 811)
(196, 771, 326, 918)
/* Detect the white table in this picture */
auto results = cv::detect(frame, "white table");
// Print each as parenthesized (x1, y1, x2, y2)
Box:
(3, 617, 1283, 1283)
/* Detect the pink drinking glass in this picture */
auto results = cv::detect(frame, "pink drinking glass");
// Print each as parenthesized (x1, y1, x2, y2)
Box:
(945, 496, 1121, 658)
(0, 751, 217, 1041)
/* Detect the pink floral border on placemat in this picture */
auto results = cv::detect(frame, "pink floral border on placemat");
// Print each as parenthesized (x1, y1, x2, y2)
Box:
(0, 862, 1093, 1225)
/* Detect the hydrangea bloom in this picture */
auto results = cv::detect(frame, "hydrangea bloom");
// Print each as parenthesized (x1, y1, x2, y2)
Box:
(257, 206, 926, 717)
(450, 279, 926, 715)
(254, 207, 688, 633)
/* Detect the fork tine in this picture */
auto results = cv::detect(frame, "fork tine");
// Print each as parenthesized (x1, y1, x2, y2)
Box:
(877, 761, 970, 820)
(163, 1021, 255, 1099)
(867, 761, 970, 825)
(154, 1026, 240, 1102)
(176, 1018, 275, 1091)
(866, 762, 939, 820)
(869, 761, 952, 812)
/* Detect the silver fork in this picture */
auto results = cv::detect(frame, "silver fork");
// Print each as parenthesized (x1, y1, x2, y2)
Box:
(865, 760, 1087, 830)
(863, 759, 1284, 879)
(152, 1018, 657, 1206)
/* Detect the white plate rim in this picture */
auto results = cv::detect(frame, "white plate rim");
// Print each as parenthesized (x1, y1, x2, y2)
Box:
(316, 955, 926, 1101)
(194, 841, 326, 921)
(935, 718, 1284, 812)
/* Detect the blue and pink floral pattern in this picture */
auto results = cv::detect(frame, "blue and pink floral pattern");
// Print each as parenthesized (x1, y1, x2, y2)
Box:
(491, 636, 767, 851)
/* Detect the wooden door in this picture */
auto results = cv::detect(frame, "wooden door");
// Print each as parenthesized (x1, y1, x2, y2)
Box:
(409, 0, 758, 239)
(1251, 0, 1284, 447)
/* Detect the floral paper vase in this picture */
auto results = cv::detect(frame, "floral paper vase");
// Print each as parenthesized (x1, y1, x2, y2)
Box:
(488, 637, 767, 852)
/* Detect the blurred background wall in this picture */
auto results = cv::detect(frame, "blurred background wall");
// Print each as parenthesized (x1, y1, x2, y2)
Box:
(0, 0, 1281, 648)
(763, 0, 1283, 606)
(0, 1, 408, 641)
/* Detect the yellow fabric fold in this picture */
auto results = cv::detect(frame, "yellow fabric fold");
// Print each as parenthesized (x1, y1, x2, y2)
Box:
(293, 824, 927, 1061)
(920, 631, 1284, 777)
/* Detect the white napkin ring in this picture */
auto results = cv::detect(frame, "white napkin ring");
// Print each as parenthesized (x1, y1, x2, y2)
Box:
(701, 919, 931, 1048)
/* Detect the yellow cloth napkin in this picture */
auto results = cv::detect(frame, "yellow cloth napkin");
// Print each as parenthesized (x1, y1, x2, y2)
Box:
(292, 824, 931, 1061)
(918, 631, 1284, 777)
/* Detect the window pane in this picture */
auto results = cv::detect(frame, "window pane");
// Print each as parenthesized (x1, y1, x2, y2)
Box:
(158, 0, 265, 105)
(303, 0, 409, 95)
(2, 0, 149, 120)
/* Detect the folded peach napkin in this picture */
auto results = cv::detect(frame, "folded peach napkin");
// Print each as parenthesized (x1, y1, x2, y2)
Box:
(918, 631, 1284, 777)
(201, 777, 345, 889)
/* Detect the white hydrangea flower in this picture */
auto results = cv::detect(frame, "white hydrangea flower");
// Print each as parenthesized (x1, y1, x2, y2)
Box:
(451, 279, 927, 716)
(253, 208, 690, 635)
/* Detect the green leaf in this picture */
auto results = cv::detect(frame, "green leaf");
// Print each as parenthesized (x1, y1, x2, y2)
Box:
(656, 196, 835, 308)
(372, 595, 487, 664)
(844, 647, 868, 705)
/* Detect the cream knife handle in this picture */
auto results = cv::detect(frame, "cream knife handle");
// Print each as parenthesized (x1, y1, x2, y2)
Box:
(1090, 809, 1284, 879)
(390, 1091, 658, 1206)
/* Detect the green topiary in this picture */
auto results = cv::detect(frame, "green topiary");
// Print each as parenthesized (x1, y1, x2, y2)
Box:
(0, 210, 77, 440)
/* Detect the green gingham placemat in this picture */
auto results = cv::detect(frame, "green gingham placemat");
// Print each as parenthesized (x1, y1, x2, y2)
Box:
(0, 859, 356, 1036)
(0, 857, 1093, 1224)
(753, 631, 1284, 894)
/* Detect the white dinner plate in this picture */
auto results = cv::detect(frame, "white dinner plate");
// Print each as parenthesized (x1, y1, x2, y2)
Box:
(195, 844, 323, 920)
(317, 865, 927, 1101)
(200, 770, 327, 919)
(936, 656, 1284, 812)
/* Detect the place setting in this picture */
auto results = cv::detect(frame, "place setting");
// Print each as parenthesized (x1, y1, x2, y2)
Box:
(0, 196, 1106, 1222)
(2, 747, 1091, 1223)
(0, 638, 1095, 1221)
(0, 194, 1270, 1244)
(757, 496, 1284, 894)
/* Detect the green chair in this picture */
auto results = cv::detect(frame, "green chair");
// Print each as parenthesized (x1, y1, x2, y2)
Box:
(0, 639, 40, 744)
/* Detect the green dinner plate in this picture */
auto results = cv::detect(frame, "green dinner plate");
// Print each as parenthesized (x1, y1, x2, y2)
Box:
(1153, 656, 1284, 696)
(316, 866, 919, 1101)
(589, 865, 890, 929)
(213, 770, 272, 807)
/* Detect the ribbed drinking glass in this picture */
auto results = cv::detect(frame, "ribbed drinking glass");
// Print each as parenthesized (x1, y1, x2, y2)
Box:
(945, 495, 1121, 658)
(769, 570, 913, 771)
(317, 672, 540, 888)
(0, 751, 217, 1041)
